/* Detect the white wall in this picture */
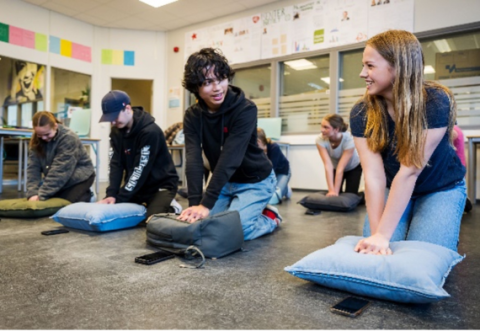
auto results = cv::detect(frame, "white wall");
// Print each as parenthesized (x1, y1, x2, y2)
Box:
(0, 0, 168, 183)
(165, 0, 480, 190)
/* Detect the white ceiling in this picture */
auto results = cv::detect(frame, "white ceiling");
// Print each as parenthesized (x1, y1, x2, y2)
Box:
(21, 0, 282, 32)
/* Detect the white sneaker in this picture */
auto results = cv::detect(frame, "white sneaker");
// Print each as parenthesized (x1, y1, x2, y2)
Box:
(170, 198, 183, 214)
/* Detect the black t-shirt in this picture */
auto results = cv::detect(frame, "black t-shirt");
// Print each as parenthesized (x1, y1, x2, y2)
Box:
(350, 86, 465, 196)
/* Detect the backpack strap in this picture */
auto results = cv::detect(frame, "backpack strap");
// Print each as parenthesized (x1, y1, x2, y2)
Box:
(179, 246, 205, 269)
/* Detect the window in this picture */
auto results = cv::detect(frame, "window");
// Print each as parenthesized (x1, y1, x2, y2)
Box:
(233, 65, 271, 118)
(338, 49, 364, 119)
(51, 67, 91, 124)
(279, 55, 330, 133)
(0, 56, 46, 127)
(421, 30, 480, 127)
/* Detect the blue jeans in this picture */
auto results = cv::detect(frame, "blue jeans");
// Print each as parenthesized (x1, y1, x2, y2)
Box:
(363, 179, 466, 251)
(269, 169, 292, 205)
(210, 170, 278, 241)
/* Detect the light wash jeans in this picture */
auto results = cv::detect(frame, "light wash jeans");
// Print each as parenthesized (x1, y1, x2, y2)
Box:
(210, 170, 278, 241)
(363, 179, 466, 251)
(269, 169, 292, 205)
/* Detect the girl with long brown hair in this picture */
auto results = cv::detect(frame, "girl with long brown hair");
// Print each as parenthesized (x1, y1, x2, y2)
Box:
(350, 30, 466, 255)
(27, 111, 95, 203)
(316, 114, 362, 197)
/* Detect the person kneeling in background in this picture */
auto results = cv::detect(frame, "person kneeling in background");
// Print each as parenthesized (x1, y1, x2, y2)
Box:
(257, 127, 291, 205)
(27, 111, 95, 203)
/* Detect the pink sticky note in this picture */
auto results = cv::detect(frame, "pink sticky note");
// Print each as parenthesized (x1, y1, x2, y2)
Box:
(72, 43, 92, 62)
(23, 29, 35, 49)
(9, 26, 23, 46)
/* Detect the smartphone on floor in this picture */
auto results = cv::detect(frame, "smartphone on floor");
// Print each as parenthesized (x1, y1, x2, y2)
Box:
(41, 229, 70, 236)
(330, 297, 371, 318)
(135, 250, 176, 265)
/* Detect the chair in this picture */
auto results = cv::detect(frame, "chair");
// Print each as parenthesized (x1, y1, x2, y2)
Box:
(68, 108, 91, 137)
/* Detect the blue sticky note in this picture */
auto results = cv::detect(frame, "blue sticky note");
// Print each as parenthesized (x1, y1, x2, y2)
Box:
(49, 36, 60, 54)
(124, 51, 134, 66)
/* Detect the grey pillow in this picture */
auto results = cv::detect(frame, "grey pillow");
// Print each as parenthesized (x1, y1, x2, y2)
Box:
(298, 192, 362, 212)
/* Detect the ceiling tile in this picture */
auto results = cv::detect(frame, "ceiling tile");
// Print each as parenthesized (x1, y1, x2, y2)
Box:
(210, 3, 250, 18)
(80, 4, 130, 22)
(182, 11, 217, 25)
(134, 9, 180, 23)
(73, 13, 110, 26)
(50, 0, 101, 13)
(108, 0, 153, 15)
(22, 0, 50, 5)
(40, 1, 78, 17)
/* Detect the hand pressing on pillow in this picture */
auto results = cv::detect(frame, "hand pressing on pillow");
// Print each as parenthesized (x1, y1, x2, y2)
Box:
(355, 233, 392, 255)
(98, 197, 116, 204)
(28, 195, 40, 201)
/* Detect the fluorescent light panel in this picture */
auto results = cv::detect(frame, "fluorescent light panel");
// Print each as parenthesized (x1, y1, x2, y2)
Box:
(284, 59, 317, 70)
(433, 39, 451, 53)
(139, 0, 178, 8)
(424, 65, 436, 74)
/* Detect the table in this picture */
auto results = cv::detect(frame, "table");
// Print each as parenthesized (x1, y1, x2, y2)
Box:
(167, 144, 186, 185)
(467, 135, 480, 204)
(0, 128, 100, 195)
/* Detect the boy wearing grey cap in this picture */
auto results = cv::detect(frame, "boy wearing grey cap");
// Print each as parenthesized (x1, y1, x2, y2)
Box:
(98, 90, 179, 217)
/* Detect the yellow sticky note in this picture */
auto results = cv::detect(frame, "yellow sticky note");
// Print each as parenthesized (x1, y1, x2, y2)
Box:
(112, 49, 123, 65)
(60, 39, 72, 57)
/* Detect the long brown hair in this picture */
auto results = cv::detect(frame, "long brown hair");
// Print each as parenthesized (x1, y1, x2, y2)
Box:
(257, 127, 272, 146)
(361, 30, 456, 168)
(30, 111, 61, 157)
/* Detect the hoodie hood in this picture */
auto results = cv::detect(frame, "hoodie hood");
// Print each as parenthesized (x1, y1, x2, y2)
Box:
(198, 85, 245, 117)
(123, 107, 155, 138)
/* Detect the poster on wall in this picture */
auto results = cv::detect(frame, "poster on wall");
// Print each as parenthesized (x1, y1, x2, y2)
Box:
(291, 1, 316, 53)
(184, 28, 209, 60)
(368, 0, 414, 36)
(231, 14, 263, 64)
(261, 6, 294, 59)
(206, 22, 235, 60)
(323, 0, 368, 47)
(2, 60, 45, 107)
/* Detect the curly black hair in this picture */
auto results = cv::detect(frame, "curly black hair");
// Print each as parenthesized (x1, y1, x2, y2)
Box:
(182, 48, 235, 98)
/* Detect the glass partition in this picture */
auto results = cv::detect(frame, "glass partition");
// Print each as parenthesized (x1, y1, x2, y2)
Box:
(279, 55, 330, 133)
(51, 67, 91, 125)
(233, 65, 271, 118)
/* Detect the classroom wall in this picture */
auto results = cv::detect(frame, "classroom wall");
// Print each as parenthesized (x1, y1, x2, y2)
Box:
(0, 0, 168, 182)
(165, 0, 480, 190)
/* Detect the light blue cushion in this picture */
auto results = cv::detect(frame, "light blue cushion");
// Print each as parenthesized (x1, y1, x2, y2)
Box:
(51, 203, 146, 232)
(285, 236, 464, 303)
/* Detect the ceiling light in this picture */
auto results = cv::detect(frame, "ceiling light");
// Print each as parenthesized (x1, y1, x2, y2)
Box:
(424, 65, 436, 74)
(433, 39, 451, 53)
(321, 77, 330, 85)
(308, 83, 322, 89)
(139, 0, 178, 8)
(284, 59, 317, 70)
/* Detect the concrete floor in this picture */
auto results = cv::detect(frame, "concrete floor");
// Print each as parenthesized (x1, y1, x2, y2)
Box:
(1, 183, 479, 329)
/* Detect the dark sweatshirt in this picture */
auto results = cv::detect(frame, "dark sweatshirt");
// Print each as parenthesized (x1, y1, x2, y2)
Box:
(267, 142, 290, 176)
(184, 85, 273, 209)
(106, 107, 178, 203)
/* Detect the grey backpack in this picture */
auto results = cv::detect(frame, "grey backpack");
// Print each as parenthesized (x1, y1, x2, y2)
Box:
(146, 211, 244, 260)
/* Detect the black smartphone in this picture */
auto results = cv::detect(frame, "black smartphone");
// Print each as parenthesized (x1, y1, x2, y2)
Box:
(135, 250, 176, 265)
(330, 297, 371, 318)
(41, 229, 70, 236)
(305, 209, 321, 215)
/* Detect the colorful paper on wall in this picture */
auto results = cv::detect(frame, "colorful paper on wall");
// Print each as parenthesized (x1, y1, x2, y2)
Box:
(112, 49, 123, 65)
(35, 33, 47, 51)
(49, 36, 60, 54)
(9, 25, 23, 46)
(124, 51, 135, 66)
(101, 49, 113, 65)
(72, 42, 91, 62)
(0, 23, 8, 43)
(60, 39, 72, 57)
(23, 29, 35, 49)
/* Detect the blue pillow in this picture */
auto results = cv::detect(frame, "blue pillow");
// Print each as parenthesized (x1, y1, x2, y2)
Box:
(285, 236, 464, 303)
(51, 203, 146, 232)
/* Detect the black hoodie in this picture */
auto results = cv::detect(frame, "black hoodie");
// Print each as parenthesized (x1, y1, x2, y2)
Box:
(184, 86, 273, 209)
(106, 107, 178, 203)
